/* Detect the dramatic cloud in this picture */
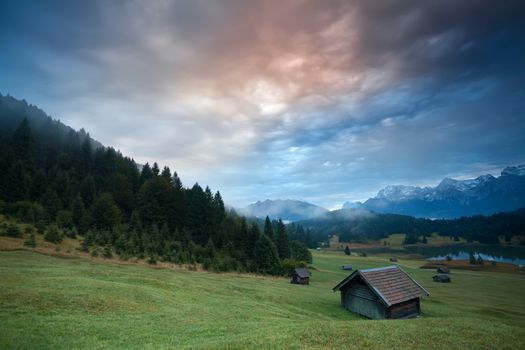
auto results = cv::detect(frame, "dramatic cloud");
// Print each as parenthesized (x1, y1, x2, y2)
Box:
(1, 0, 524, 208)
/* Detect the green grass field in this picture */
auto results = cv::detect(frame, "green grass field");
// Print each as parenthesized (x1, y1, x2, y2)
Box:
(1, 250, 525, 349)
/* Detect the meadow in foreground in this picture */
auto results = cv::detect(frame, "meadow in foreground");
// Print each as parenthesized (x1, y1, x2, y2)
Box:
(1, 249, 524, 349)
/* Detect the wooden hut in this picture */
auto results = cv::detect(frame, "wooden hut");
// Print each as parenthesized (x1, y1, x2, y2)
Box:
(437, 266, 450, 274)
(332, 265, 429, 319)
(342, 265, 353, 271)
(389, 257, 398, 262)
(291, 268, 310, 285)
(433, 274, 451, 283)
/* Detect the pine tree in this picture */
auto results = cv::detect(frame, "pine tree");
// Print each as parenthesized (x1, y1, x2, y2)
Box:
(12, 118, 34, 167)
(152, 162, 160, 176)
(344, 245, 351, 255)
(139, 163, 153, 184)
(264, 216, 274, 240)
(186, 183, 208, 245)
(44, 224, 63, 244)
(161, 166, 172, 183)
(289, 240, 312, 263)
(205, 237, 216, 259)
(80, 175, 96, 207)
(275, 219, 290, 259)
(246, 223, 260, 259)
(254, 234, 281, 275)
(71, 196, 85, 228)
(4, 161, 29, 201)
(90, 193, 121, 229)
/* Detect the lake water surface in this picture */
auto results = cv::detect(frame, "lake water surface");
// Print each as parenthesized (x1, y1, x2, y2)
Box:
(353, 244, 525, 266)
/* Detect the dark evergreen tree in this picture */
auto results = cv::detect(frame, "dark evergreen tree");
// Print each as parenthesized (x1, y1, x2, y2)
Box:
(344, 245, 351, 255)
(275, 219, 290, 259)
(289, 240, 312, 263)
(161, 166, 172, 183)
(264, 216, 274, 240)
(139, 163, 153, 184)
(80, 175, 96, 207)
(152, 162, 160, 176)
(246, 223, 260, 260)
(90, 193, 121, 229)
(44, 224, 63, 243)
(71, 196, 85, 228)
(254, 234, 281, 275)
(12, 118, 34, 167)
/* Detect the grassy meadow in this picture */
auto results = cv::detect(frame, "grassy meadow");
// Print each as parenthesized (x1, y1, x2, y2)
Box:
(1, 243, 525, 349)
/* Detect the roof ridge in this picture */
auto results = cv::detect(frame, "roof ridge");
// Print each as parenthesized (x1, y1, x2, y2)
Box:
(360, 265, 398, 273)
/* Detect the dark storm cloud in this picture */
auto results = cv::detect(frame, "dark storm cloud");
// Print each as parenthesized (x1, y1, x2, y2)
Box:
(0, 0, 524, 208)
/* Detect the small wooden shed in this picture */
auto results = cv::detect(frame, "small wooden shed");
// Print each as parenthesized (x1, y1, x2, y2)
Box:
(333, 265, 429, 319)
(433, 274, 451, 283)
(437, 266, 450, 274)
(389, 257, 398, 262)
(291, 268, 310, 285)
(342, 265, 353, 271)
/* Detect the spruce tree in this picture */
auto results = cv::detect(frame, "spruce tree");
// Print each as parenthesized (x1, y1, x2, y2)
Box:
(275, 219, 290, 259)
(254, 233, 281, 275)
(71, 196, 85, 228)
(264, 216, 274, 240)
(90, 193, 121, 229)
(246, 223, 260, 259)
(80, 175, 96, 207)
(152, 162, 160, 176)
(44, 224, 63, 244)
(344, 245, 351, 255)
(289, 240, 312, 263)
(139, 163, 153, 184)
(12, 118, 34, 167)
(161, 166, 172, 183)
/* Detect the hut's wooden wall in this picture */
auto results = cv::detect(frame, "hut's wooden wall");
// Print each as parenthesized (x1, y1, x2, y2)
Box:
(387, 298, 420, 319)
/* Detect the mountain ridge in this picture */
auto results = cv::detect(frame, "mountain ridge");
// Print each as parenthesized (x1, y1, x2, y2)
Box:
(344, 166, 525, 218)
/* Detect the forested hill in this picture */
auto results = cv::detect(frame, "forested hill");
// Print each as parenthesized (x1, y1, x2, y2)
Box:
(0, 94, 311, 274)
(294, 208, 525, 245)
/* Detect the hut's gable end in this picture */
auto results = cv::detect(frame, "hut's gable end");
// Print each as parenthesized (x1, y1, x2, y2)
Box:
(340, 278, 386, 319)
(348, 279, 380, 301)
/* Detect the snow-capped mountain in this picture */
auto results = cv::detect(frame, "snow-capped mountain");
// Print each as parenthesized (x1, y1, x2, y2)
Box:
(343, 165, 525, 218)
(240, 199, 329, 222)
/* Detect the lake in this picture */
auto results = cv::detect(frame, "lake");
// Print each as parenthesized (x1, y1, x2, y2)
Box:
(352, 244, 525, 266)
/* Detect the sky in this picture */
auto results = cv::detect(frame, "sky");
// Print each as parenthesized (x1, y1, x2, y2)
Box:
(1, 0, 525, 209)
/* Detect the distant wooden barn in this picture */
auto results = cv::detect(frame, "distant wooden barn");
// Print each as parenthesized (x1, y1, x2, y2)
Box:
(342, 265, 353, 271)
(291, 268, 310, 285)
(437, 266, 450, 274)
(433, 274, 451, 283)
(332, 266, 429, 319)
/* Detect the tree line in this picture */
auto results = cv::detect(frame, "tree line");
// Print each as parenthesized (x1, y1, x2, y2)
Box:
(295, 208, 525, 245)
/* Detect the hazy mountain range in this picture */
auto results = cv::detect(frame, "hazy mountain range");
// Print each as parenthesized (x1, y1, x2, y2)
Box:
(245, 165, 525, 221)
(344, 165, 525, 219)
